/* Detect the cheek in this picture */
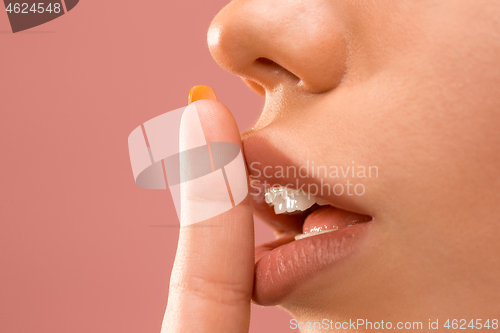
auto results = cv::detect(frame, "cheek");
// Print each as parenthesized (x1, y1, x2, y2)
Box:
(300, 56, 500, 223)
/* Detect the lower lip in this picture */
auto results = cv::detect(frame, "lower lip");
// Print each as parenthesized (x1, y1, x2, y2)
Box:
(253, 221, 373, 305)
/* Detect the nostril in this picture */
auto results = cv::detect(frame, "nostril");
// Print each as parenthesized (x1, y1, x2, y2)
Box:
(255, 57, 301, 83)
(255, 58, 276, 66)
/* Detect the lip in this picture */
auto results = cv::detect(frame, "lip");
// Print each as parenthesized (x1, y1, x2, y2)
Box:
(254, 222, 372, 305)
(243, 134, 375, 305)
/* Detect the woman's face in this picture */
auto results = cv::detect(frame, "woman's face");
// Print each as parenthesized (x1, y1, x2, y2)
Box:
(208, 0, 500, 321)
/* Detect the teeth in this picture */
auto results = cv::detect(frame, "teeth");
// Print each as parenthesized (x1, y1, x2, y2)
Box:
(315, 197, 330, 206)
(273, 197, 287, 214)
(294, 228, 339, 241)
(265, 186, 325, 214)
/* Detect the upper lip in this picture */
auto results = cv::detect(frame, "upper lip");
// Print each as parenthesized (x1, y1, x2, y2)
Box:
(242, 133, 373, 237)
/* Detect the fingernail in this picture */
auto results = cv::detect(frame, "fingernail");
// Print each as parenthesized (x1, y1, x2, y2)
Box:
(188, 85, 218, 104)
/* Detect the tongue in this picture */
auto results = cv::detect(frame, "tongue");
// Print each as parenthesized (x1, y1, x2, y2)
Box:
(302, 206, 372, 234)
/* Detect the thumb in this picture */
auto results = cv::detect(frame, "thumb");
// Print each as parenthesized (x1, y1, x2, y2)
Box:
(162, 87, 254, 333)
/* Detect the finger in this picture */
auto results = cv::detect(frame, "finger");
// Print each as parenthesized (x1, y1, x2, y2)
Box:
(161, 87, 254, 333)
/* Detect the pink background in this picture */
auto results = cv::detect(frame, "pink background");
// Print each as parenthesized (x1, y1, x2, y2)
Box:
(0, 1, 294, 332)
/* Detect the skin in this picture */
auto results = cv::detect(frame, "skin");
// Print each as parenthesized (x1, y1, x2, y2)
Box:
(163, 1, 500, 332)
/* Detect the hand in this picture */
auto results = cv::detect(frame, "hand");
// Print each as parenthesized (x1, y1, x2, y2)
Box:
(161, 86, 254, 333)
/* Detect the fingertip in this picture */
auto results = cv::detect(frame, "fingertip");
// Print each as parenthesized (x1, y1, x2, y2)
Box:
(191, 99, 243, 148)
(179, 97, 250, 227)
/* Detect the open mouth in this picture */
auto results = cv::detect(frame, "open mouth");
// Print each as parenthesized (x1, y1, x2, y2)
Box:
(250, 182, 374, 305)
(263, 185, 372, 240)
(242, 128, 376, 305)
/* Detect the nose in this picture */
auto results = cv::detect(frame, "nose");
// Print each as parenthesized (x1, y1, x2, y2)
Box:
(208, 0, 348, 95)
